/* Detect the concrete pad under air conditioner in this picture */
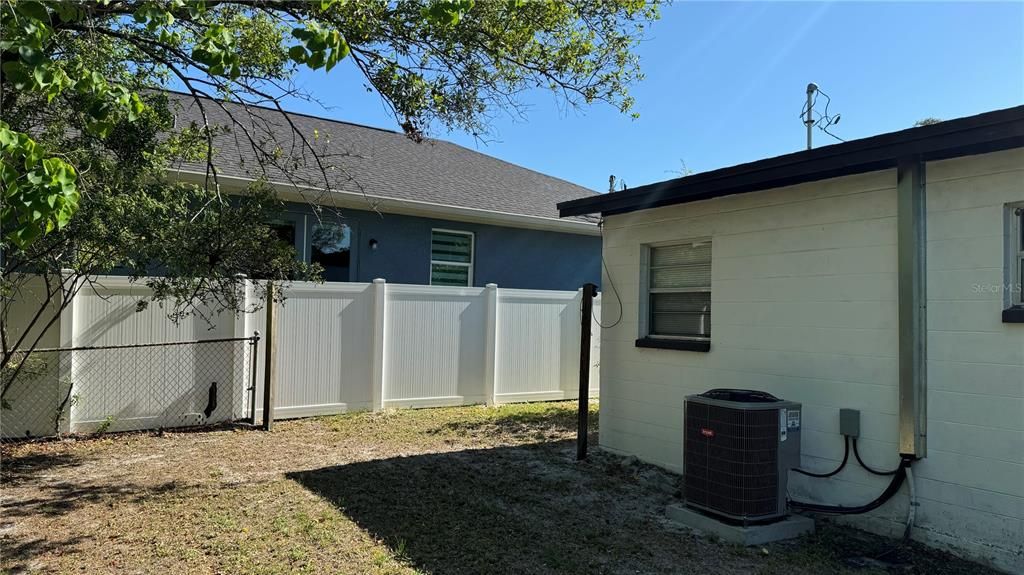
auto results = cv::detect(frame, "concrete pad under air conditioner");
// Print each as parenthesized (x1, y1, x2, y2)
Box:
(666, 505, 815, 546)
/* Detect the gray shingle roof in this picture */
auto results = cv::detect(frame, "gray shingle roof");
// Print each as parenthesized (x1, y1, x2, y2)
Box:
(167, 93, 598, 222)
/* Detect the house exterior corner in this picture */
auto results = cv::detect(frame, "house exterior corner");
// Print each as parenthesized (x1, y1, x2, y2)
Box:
(595, 147, 1024, 572)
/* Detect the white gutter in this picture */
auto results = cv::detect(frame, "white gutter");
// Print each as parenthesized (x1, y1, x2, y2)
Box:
(168, 168, 601, 236)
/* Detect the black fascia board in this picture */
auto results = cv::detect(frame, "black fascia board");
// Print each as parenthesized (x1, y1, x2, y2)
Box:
(558, 105, 1024, 218)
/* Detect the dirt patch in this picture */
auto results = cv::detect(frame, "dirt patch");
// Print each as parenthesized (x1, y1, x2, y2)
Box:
(1, 402, 1002, 574)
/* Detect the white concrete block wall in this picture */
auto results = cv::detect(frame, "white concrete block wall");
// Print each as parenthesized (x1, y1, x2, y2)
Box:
(920, 148, 1024, 570)
(598, 169, 900, 472)
(596, 149, 1023, 572)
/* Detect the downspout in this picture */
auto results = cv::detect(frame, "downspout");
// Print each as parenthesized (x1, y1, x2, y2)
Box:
(897, 158, 927, 459)
(897, 158, 926, 538)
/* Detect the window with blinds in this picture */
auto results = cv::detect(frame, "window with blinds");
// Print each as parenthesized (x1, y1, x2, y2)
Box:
(430, 229, 474, 286)
(647, 241, 711, 339)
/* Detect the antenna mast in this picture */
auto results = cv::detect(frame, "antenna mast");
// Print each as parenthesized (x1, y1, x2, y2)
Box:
(805, 82, 818, 150)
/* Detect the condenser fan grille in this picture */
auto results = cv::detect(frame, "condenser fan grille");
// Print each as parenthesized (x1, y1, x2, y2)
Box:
(684, 401, 780, 519)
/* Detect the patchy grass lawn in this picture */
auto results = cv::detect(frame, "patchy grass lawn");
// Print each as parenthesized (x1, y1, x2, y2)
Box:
(0, 402, 997, 575)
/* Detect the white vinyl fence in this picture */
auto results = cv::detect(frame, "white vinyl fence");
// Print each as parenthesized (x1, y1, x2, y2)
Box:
(2, 276, 600, 438)
(248, 280, 600, 419)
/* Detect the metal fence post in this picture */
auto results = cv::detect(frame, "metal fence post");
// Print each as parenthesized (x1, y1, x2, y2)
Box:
(262, 281, 278, 431)
(577, 283, 597, 460)
(483, 283, 499, 406)
(370, 278, 387, 412)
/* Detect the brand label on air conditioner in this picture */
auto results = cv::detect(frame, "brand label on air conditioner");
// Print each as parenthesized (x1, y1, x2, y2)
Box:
(700, 428, 715, 438)
(780, 409, 788, 442)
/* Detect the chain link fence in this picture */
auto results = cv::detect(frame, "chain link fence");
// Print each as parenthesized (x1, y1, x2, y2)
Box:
(1, 336, 259, 441)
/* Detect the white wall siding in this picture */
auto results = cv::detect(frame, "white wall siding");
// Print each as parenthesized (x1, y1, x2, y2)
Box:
(920, 149, 1024, 570)
(599, 168, 900, 472)
(596, 150, 1023, 572)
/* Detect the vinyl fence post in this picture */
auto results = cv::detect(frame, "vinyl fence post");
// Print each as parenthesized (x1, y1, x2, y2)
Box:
(483, 283, 499, 406)
(370, 278, 387, 412)
(577, 283, 597, 460)
(262, 281, 278, 431)
(232, 274, 251, 421)
(57, 269, 78, 434)
(589, 293, 601, 398)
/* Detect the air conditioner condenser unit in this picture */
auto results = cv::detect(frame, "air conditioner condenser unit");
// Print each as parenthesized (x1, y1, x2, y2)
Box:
(683, 389, 802, 524)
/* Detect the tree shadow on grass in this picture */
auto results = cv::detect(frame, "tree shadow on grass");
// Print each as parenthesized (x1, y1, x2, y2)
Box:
(0, 534, 94, 574)
(427, 404, 598, 441)
(1, 478, 184, 572)
(0, 450, 85, 486)
(287, 441, 720, 575)
(2, 479, 182, 519)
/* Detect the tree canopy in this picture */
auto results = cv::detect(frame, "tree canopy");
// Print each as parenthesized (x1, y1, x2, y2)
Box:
(0, 0, 659, 379)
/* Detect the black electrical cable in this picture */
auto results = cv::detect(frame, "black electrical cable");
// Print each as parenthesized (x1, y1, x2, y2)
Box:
(789, 456, 913, 515)
(592, 219, 623, 329)
(853, 437, 899, 476)
(793, 435, 849, 478)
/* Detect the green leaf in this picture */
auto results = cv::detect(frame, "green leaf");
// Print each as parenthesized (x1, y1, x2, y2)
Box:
(52, 3, 86, 23)
(288, 45, 307, 63)
(18, 45, 45, 66)
(1, 62, 31, 89)
(14, 1, 49, 21)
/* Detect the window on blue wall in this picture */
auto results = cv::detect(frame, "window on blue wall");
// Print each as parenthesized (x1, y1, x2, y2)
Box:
(430, 229, 473, 286)
(311, 222, 351, 282)
(270, 220, 298, 250)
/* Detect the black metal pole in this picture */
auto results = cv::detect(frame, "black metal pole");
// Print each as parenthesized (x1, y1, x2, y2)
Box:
(249, 332, 260, 425)
(577, 283, 597, 460)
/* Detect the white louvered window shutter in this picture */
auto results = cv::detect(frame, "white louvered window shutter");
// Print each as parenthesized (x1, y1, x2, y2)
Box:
(648, 241, 711, 339)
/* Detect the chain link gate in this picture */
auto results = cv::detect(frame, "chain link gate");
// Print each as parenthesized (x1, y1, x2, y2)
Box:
(1, 335, 260, 441)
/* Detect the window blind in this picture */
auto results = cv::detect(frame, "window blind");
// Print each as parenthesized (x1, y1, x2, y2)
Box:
(648, 242, 711, 338)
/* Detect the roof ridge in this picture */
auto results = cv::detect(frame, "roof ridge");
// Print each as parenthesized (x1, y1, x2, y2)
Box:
(165, 89, 596, 196)
(164, 88, 405, 136)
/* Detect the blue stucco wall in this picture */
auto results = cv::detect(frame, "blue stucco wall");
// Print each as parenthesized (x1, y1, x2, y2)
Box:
(281, 203, 601, 290)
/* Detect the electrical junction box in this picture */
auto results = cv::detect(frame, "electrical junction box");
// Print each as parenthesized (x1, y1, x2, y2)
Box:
(839, 408, 860, 438)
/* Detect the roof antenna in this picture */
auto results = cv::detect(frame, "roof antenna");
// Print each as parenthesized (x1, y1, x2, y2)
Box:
(804, 82, 818, 150)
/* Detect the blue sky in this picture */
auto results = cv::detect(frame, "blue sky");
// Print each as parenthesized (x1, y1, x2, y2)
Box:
(280, 2, 1023, 193)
